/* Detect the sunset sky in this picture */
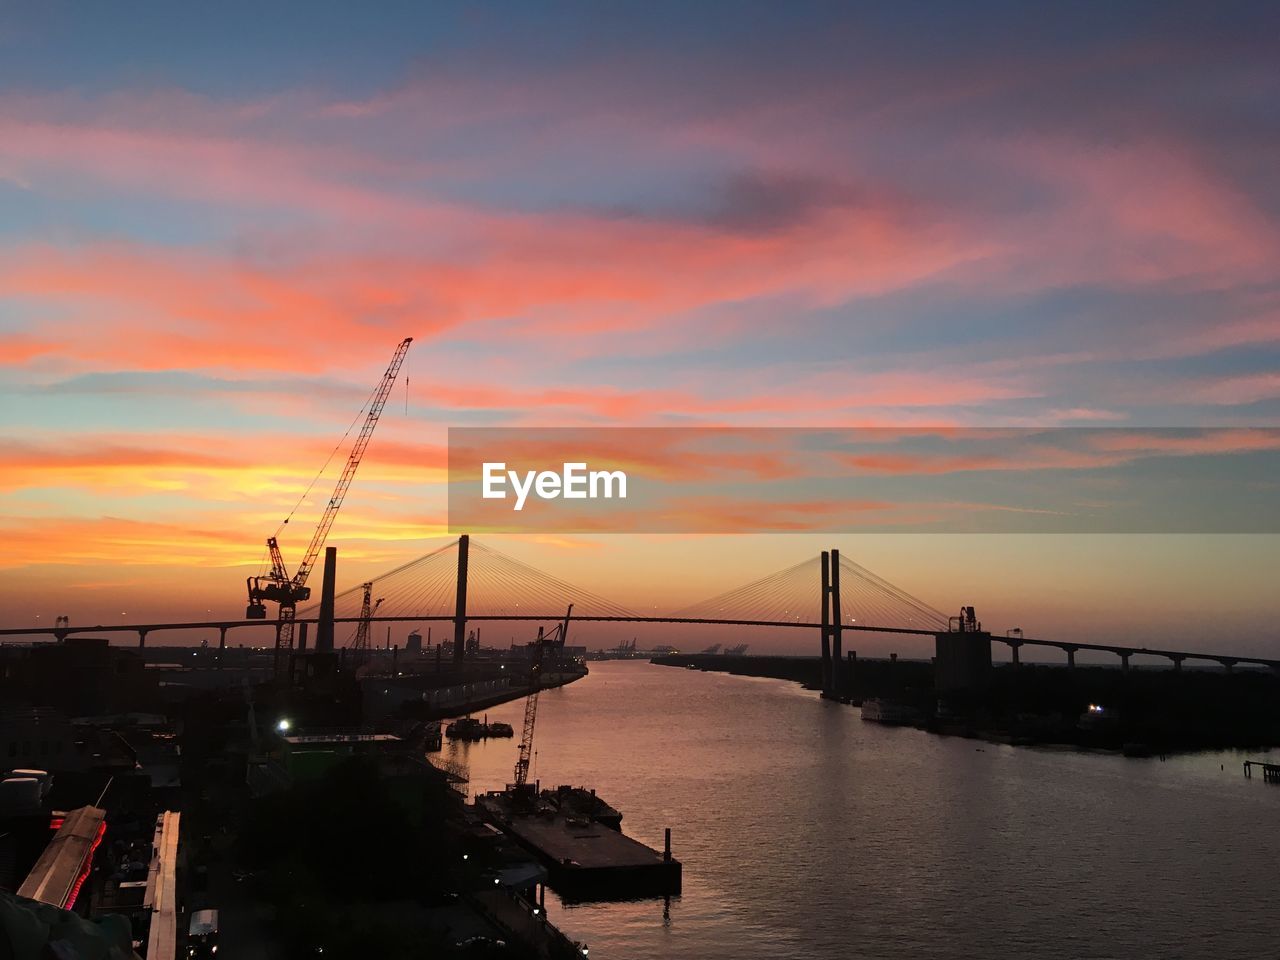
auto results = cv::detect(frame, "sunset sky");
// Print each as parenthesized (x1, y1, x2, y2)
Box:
(2, 3, 1277, 657)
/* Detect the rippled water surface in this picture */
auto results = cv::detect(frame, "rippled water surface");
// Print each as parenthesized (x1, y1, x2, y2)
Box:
(442, 661, 1277, 959)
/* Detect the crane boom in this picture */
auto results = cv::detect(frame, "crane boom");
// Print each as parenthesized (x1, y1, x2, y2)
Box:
(295, 336, 412, 587)
(513, 605, 572, 791)
(513, 627, 544, 790)
(245, 336, 412, 679)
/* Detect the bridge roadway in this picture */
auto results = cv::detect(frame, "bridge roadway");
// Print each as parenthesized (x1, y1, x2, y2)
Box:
(1, 615, 1276, 673)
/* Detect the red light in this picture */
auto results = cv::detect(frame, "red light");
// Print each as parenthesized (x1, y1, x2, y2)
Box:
(65, 820, 107, 911)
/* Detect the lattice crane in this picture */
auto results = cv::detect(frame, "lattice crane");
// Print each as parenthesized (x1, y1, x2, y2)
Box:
(245, 336, 412, 678)
(513, 604, 572, 792)
(348, 582, 384, 669)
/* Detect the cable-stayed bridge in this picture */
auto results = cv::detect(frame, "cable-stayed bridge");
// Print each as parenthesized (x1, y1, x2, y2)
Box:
(305, 538, 947, 635)
(2, 536, 1276, 682)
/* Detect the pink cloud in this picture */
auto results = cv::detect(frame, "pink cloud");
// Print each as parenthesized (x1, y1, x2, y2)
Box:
(1186, 373, 1280, 406)
(982, 136, 1280, 292)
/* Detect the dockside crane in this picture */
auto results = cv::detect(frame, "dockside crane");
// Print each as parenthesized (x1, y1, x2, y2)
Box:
(512, 604, 572, 793)
(245, 336, 412, 678)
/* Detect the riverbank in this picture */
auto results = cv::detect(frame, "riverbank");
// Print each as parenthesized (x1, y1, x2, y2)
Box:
(433, 659, 1280, 960)
(431, 669, 586, 720)
(651, 653, 1280, 752)
(651, 652, 931, 696)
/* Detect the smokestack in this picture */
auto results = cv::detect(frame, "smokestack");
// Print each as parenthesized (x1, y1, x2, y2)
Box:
(316, 546, 337, 652)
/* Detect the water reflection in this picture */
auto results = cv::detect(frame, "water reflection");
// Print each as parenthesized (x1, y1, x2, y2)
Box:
(438, 660, 1278, 960)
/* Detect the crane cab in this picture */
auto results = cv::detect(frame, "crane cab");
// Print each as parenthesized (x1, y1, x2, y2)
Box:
(245, 576, 310, 618)
(246, 576, 310, 605)
(245, 578, 268, 618)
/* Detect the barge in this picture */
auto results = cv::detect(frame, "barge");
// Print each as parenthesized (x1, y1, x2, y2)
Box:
(446, 716, 516, 741)
(475, 787, 681, 901)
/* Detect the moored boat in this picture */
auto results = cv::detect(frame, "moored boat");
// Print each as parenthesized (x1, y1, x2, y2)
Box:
(445, 716, 485, 740)
(860, 698, 921, 726)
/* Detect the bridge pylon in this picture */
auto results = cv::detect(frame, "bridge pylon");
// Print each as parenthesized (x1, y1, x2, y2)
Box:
(453, 534, 469, 664)
(830, 548, 844, 698)
(819, 551, 832, 694)
(819, 548, 846, 700)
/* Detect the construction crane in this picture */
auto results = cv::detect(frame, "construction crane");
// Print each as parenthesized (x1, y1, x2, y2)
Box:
(245, 336, 412, 678)
(347, 582, 384, 669)
(512, 604, 572, 793)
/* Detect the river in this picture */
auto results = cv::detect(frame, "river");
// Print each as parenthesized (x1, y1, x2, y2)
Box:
(441, 660, 1277, 959)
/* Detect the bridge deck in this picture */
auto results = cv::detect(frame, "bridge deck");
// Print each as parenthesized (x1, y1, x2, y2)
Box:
(2, 618, 1275, 670)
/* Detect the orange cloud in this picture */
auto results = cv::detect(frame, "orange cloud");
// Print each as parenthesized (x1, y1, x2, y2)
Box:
(0, 514, 255, 569)
(0, 501, 446, 571)
(0, 334, 58, 364)
(0, 434, 444, 497)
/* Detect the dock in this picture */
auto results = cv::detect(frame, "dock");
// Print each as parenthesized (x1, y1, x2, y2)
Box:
(1243, 760, 1280, 783)
(476, 792, 682, 901)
